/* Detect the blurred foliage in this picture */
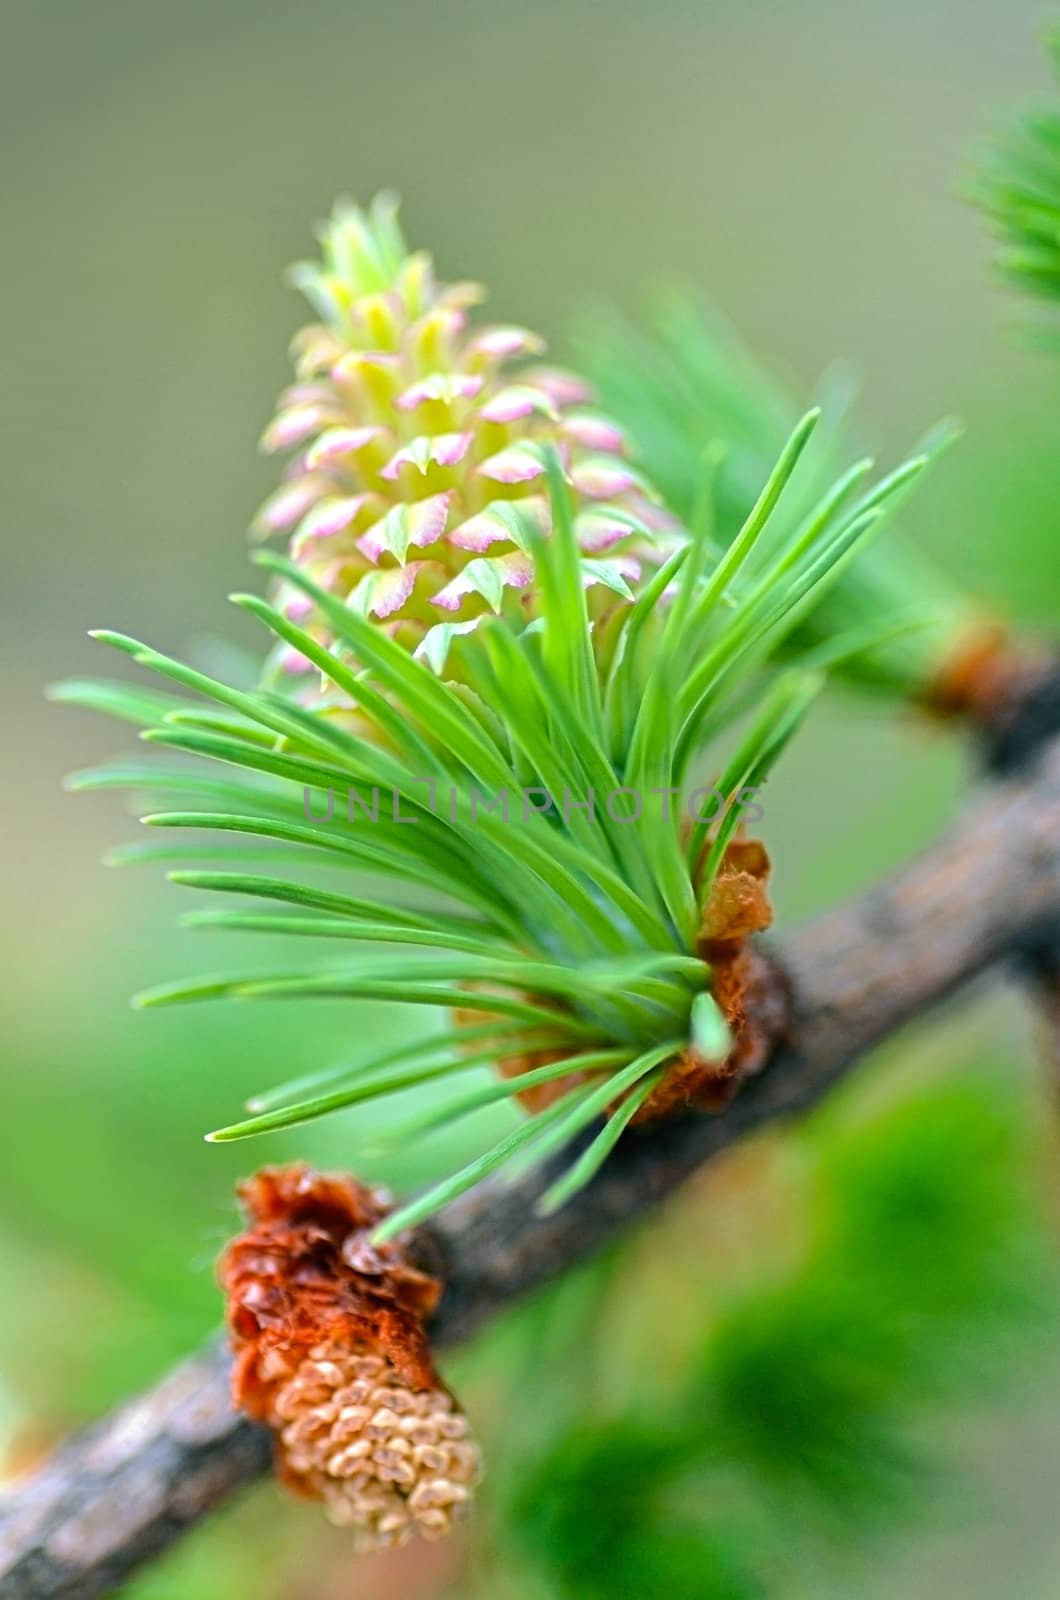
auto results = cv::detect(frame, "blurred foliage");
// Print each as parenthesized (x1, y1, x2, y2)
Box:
(974, 24, 1060, 346)
(503, 1066, 1055, 1600)
(577, 295, 971, 696)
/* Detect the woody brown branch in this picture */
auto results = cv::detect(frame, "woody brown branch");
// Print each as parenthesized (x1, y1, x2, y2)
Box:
(3, 731, 1060, 1600)
(944, 645, 1060, 1086)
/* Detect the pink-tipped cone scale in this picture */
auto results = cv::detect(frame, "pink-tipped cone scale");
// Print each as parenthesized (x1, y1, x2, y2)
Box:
(255, 194, 675, 677)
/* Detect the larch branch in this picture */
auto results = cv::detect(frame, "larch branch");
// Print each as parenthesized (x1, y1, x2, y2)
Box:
(3, 732, 1060, 1600)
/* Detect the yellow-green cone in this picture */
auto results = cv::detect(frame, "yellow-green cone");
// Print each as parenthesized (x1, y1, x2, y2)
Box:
(256, 194, 676, 676)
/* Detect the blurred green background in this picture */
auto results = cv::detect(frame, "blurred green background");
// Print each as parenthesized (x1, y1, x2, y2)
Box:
(3, 0, 1060, 1595)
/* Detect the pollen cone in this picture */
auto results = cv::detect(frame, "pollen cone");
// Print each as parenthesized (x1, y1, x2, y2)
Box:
(219, 1163, 482, 1550)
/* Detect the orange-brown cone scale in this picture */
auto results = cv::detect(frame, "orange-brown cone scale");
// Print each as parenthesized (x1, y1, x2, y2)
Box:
(635, 836, 781, 1121)
(470, 837, 787, 1124)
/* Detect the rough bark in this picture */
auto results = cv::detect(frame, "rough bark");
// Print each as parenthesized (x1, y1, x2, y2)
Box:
(969, 650, 1060, 1088)
(975, 655, 1060, 775)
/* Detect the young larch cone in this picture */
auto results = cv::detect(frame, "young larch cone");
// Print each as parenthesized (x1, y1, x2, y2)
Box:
(218, 1163, 481, 1550)
(256, 193, 674, 673)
